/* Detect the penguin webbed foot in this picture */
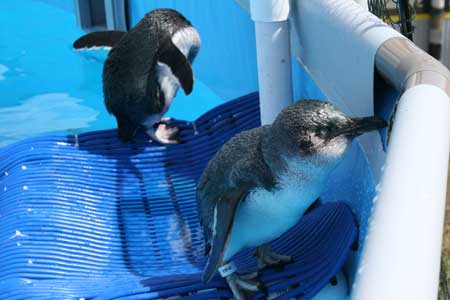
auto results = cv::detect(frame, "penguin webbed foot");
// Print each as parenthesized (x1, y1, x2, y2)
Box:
(255, 244, 293, 271)
(148, 118, 181, 144)
(225, 272, 267, 300)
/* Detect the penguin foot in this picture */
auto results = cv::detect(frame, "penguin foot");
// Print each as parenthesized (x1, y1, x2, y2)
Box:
(155, 123, 180, 144)
(255, 244, 293, 270)
(147, 120, 180, 144)
(225, 272, 266, 300)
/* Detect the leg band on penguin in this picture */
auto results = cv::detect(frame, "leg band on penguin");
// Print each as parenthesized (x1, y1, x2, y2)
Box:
(218, 261, 237, 278)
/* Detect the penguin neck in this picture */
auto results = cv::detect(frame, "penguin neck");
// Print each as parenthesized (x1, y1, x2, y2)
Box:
(261, 128, 346, 188)
(276, 155, 337, 187)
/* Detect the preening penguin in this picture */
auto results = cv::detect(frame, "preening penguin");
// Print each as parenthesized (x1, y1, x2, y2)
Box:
(73, 9, 200, 144)
(196, 100, 387, 300)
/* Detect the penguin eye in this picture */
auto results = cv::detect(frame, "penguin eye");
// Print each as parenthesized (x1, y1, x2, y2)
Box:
(317, 128, 330, 139)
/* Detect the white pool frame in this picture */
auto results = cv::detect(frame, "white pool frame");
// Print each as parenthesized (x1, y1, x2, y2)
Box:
(239, 0, 450, 299)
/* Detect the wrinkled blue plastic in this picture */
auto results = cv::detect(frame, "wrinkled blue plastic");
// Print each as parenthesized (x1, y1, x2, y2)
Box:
(0, 93, 356, 299)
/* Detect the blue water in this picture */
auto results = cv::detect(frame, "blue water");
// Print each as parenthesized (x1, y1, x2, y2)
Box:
(0, 0, 223, 146)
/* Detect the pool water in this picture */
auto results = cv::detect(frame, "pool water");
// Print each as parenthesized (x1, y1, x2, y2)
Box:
(0, 0, 223, 147)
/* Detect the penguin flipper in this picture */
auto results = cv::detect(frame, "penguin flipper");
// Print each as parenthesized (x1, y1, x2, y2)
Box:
(158, 38, 194, 95)
(202, 186, 250, 283)
(73, 31, 126, 50)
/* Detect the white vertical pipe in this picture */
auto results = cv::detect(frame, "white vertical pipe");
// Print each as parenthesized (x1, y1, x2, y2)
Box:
(250, 0, 293, 125)
(351, 84, 450, 300)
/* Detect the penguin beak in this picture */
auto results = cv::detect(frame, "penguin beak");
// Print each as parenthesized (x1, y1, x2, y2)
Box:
(330, 116, 388, 138)
(346, 116, 388, 137)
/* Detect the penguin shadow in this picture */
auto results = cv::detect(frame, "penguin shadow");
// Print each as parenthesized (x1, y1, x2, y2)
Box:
(76, 122, 206, 277)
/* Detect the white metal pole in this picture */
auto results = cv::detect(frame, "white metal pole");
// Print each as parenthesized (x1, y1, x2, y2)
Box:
(250, 0, 293, 125)
(351, 84, 450, 300)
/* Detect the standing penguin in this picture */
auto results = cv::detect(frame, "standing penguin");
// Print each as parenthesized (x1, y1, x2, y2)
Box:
(73, 9, 200, 144)
(197, 100, 387, 300)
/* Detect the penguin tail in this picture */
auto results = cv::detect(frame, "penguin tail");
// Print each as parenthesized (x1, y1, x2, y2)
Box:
(73, 31, 126, 50)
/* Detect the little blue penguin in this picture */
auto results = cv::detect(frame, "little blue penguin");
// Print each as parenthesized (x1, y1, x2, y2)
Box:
(73, 9, 200, 144)
(196, 99, 387, 300)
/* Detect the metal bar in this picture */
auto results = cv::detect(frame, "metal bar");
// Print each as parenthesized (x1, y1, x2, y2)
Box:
(398, 0, 414, 40)
(429, 0, 446, 59)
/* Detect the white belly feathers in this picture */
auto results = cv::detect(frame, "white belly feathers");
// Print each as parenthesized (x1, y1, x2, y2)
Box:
(155, 62, 179, 113)
(224, 182, 323, 261)
(223, 156, 335, 262)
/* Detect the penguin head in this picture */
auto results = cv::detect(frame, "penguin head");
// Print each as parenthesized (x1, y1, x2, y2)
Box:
(271, 100, 387, 161)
